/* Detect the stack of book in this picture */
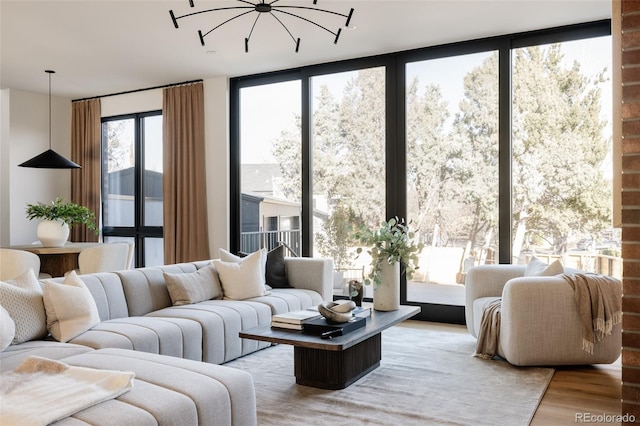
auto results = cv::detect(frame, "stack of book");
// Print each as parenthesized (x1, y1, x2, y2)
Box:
(271, 305, 372, 331)
(271, 310, 322, 330)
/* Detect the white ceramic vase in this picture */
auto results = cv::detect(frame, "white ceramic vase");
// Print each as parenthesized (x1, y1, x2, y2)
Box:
(37, 219, 69, 247)
(373, 261, 400, 311)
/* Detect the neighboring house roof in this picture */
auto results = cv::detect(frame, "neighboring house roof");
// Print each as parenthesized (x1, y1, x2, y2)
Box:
(241, 164, 281, 195)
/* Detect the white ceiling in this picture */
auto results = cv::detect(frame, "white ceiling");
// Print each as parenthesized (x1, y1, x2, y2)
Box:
(0, 0, 611, 99)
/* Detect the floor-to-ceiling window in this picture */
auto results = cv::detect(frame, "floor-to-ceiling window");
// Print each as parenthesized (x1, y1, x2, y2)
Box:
(102, 111, 163, 267)
(404, 52, 499, 308)
(236, 78, 302, 256)
(511, 36, 617, 275)
(231, 20, 612, 323)
(311, 67, 387, 299)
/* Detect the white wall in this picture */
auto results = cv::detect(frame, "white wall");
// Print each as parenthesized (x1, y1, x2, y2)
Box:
(204, 77, 229, 257)
(100, 90, 162, 117)
(4, 89, 71, 245)
(0, 89, 9, 246)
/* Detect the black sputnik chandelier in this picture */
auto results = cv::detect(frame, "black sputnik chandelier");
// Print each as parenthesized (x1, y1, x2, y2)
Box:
(169, 0, 354, 53)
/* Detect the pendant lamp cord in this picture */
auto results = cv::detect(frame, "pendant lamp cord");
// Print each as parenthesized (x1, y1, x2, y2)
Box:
(46, 70, 54, 150)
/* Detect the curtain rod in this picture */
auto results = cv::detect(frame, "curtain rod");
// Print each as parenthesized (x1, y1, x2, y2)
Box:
(72, 79, 203, 102)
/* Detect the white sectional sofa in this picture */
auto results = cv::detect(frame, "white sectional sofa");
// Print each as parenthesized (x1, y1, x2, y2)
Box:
(0, 256, 333, 425)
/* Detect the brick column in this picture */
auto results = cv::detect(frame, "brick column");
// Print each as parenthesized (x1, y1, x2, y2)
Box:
(621, 1, 640, 421)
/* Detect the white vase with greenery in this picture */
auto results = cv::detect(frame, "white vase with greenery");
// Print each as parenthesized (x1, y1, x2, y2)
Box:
(355, 217, 424, 311)
(26, 198, 97, 247)
(374, 261, 401, 310)
(36, 219, 70, 247)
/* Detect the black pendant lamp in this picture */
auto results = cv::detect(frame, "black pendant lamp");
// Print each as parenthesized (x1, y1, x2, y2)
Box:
(19, 70, 81, 169)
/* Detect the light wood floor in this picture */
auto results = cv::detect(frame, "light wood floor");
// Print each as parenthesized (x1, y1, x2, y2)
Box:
(531, 360, 621, 425)
(401, 320, 622, 425)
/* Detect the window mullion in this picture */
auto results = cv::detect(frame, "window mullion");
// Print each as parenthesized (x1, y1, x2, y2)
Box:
(498, 41, 512, 264)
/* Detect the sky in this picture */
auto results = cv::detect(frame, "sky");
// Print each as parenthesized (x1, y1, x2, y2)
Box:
(239, 35, 612, 165)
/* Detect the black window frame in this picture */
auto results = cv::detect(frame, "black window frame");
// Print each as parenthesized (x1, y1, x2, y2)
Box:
(101, 110, 163, 267)
(230, 20, 611, 323)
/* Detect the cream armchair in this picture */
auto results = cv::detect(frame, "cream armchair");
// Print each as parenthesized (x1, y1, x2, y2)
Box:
(465, 264, 621, 366)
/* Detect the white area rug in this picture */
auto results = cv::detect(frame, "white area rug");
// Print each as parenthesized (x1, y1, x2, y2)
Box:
(227, 323, 554, 426)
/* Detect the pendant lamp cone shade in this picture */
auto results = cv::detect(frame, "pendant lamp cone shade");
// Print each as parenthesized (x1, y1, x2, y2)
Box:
(18, 70, 81, 169)
(18, 149, 80, 168)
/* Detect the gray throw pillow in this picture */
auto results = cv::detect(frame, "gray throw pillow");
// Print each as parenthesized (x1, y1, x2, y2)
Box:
(164, 264, 223, 306)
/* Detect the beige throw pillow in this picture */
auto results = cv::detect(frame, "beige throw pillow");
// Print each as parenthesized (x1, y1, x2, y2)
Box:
(42, 271, 100, 342)
(0, 269, 47, 344)
(0, 305, 15, 351)
(214, 250, 269, 300)
(164, 264, 223, 305)
(524, 257, 564, 276)
(219, 248, 267, 285)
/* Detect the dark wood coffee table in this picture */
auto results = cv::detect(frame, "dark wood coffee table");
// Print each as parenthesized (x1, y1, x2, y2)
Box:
(239, 305, 420, 389)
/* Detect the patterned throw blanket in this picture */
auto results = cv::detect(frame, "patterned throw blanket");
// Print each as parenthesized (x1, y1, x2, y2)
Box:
(0, 356, 134, 426)
(561, 273, 622, 354)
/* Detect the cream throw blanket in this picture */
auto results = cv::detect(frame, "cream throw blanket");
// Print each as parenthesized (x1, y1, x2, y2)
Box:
(473, 298, 502, 360)
(561, 273, 622, 354)
(0, 356, 134, 426)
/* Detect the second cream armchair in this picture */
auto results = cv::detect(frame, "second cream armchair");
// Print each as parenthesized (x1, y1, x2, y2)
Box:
(465, 264, 621, 366)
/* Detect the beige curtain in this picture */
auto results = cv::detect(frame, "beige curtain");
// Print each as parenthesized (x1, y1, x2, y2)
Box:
(70, 98, 101, 242)
(163, 82, 210, 263)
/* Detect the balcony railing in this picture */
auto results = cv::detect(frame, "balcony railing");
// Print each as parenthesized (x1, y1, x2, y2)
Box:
(241, 230, 301, 256)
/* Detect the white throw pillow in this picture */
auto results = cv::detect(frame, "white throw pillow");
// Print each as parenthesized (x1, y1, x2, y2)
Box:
(214, 250, 269, 300)
(0, 305, 15, 351)
(164, 264, 223, 305)
(219, 248, 267, 285)
(42, 271, 100, 342)
(0, 269, 47, 344)
(524, 257, 564, 276)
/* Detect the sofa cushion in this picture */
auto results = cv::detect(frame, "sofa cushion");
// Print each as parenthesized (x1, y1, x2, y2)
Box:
(57, 348, 257, 426)
(265, 245, 291, 288)
(0, 269, 47, 344)
(249, 288, 323, 315)
(0, 340, 94, 373)
(147, 300, 272, 364)
(0, 305, 15, 351)
(43, 271, 101, 342)
(214, 250, 269, 300)
(524, 257, 563, 276)
(117, 264, 198, 317)
(164, 264, 223, 305)
(77, 273, 130, 321)
(69, 316, 204, 361)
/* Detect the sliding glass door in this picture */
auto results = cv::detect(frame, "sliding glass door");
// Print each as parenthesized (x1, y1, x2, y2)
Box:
(310, 67, 386, 299)
(511, 36, 617, 276)
(237, 79, 302, 256)
(405, 52, 499, 308)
